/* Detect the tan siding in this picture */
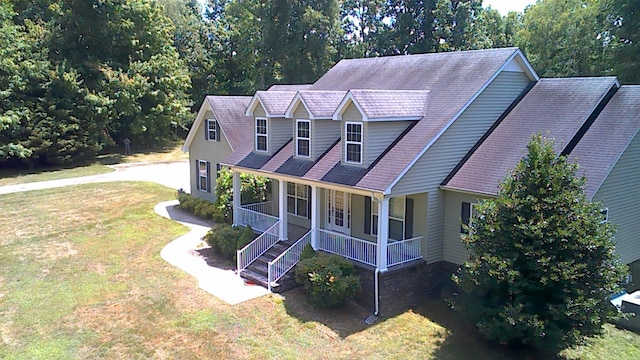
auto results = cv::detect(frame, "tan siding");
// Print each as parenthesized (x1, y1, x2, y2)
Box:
(391, 70, 532, 263)
(188, 114, 233, 202)
(294, 106, 309, 120)
(593, 132, 640, 264)
(408, 193, 428, 238)
(269, 117, 293, 155)
(313, 120, 340, 159)
(254, 106, 266, 117)
(442, 191, 490, 264)
(365, 121, 412, 166)
(342, 102, 362, 121)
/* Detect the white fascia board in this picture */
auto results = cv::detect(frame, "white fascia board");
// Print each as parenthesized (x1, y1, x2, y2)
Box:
(332, 91, 368, 121)
(245, 93, 270, 117)
(384, 49, 523, 195)
(365, 116, 423, 122)
(182, 98, 214, 152)
(513, 48, 540, 81)
(438, 184, 497, 198)
(284, 92, 305, 118)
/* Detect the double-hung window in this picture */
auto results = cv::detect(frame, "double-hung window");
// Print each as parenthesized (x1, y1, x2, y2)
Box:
(206, 119, 218, 141)
(256, 117, 268, 152)
(600, 208, 609, 224)
(287, 183, 308, 217)
(389, 197, 405, 240)
(345, 122, 362, 164)
(197, 160, 210, 192)
(296, 119, 311, 158)
(461, 202, 479, 234)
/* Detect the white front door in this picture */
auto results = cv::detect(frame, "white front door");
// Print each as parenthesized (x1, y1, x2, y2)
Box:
(326, 190, 351, 234)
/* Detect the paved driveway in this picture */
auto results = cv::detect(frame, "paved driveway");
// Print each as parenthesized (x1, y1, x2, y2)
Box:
(0, 161, 190, 195)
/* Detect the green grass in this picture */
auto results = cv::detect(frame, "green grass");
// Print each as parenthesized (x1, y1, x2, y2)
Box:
(0, 141, 187, 187)
(1, 182, 639, 359)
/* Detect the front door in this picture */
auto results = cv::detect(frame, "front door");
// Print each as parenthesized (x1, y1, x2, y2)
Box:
(326, 190, 351, 234)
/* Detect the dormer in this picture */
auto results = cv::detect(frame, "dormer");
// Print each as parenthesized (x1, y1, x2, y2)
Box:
(332, 90, 430, 167)
(245, 91, 297, 155)
(285, 91, 346, 160)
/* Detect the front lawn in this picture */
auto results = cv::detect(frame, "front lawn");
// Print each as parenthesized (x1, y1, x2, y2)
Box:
(0, 182, 638, 359)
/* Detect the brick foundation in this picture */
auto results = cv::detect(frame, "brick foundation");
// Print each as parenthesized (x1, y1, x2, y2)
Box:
(354, 261, 460, 317)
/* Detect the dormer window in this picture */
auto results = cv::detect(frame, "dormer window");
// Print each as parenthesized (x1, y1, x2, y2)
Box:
(296, 119, 311, 158)
(206, 119, 219, 141)
(345, 122, 362, 164)
(256, 117, 268, 152)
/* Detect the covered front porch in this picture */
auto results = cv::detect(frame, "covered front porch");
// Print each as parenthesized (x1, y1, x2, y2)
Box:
(233, 172, 425, 289)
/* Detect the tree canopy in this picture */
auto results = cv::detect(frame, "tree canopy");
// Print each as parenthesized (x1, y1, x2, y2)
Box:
(453, 135, 626, 353)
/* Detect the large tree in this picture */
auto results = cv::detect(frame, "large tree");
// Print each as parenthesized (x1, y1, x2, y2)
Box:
(606, 0, 640, 84)
(453, 135, 626, 353)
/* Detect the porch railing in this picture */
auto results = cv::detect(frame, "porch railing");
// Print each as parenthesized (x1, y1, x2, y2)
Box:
(267, 230, 312, 291)
(387, 236, 423, 267)
(237, 220, 280, 273)
(241, 201, 276, 216)
(318, 229, 377, 267)
(237, 203, 278, 233)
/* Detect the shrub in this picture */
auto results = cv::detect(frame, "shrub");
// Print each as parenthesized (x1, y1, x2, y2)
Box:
(176, 189, 219, 220)
(204, 224, 243, 260)
(204, 224, 257, 262)
(300, 243, 316, 260)
(295, 254, 361, 309)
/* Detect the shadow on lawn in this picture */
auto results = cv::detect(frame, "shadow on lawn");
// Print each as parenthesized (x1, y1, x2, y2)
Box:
(280, 287, 372, 338)
(415, 296, 559, 360)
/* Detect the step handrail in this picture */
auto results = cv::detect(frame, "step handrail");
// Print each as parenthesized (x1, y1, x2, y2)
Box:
(237, 220, 281, 273)
(267, 230, 312, 291)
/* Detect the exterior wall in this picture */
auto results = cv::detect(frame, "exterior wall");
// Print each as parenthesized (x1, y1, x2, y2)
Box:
(351, 194, 376, 242)
(364, 121, 412, 166)
(593, 132, 640, 265)
(188, 110, 232, 202)
(408, 192, 428, 240)
(391, 70, 532, 263)
(442, 191, 490, 264)
(341, 102, 362, 122)
(269, 117, 293, 155)
(313, 120, 341, 159)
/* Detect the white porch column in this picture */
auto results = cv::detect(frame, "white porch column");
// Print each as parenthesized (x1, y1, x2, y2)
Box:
(278, 180, 288, 241)
(376, 198, 389, 271)
(232, 170, 241, 226)
(310, 185, 320, 250)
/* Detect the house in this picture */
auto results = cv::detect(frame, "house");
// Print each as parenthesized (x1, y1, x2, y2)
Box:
(183, 48, 640, 315)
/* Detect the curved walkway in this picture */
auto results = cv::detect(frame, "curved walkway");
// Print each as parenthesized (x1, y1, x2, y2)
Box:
(155, 200, 269, 305)
(0, 162, 270, 305)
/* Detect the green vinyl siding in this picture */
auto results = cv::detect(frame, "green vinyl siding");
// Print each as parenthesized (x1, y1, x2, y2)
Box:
(391, 70, 532, 263)
(313, 120, 341, 160)
(593, 132, 640, 264)
(364, 121, 413, 166)
(188, 112, 232, 202)
(351, 194, 376, 242)
(269, 117, 293, 155)
(442, 191, 489, 264)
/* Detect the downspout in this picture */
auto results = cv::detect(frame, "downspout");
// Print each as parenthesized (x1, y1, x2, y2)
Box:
(374, 268, 380, 316)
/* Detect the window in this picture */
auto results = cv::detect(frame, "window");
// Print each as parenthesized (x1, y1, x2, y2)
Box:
(256, 117, 268, 152)
(205, 119, 218, 141)
(197, 160, 210, 192)
(296, 119, 311, 157)
(287, 183, 308, 217)
(345, 122, 362, 164)
(461, 202, 479, 234)
(601, 208, 609, 224)
(389, 197, 405, 240)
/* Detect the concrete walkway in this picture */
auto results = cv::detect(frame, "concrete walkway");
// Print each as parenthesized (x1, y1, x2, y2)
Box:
(155, 200, 270, 305)
(0, 161, 270, 305)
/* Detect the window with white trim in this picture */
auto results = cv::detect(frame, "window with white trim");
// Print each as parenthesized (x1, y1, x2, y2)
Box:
(600, 208, 609, 224)
(287, 183, 308, 217)
(461, 202, 479, 234)
(256, 117, 268, 152)
(296, 119, 311, 157)
(389, 197, 405, 240)
(206, 119, 218, 141)
(197, 160, 209, 192)
(345, 122, 362, 164)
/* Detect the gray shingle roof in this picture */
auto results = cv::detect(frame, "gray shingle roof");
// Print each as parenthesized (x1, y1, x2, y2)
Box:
(443, 77, 619, 195)
(227, 48, 529, 192)
(345, 90, 429, 120)
(205, 96, 254, 156)
(568, 85, 640, 199)
(296, 91, 347, 118)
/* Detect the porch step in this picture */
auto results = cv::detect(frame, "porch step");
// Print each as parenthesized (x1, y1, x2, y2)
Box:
(239, 240, 299, 293)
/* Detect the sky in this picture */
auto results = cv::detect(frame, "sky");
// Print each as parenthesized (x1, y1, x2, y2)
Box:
(483, 0, 537, 15)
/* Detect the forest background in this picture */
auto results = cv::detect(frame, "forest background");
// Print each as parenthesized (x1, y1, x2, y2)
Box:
(0, 0, 637, 166)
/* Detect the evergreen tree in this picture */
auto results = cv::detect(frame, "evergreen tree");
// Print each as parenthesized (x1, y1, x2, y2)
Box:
(453, 135, 626, 353)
